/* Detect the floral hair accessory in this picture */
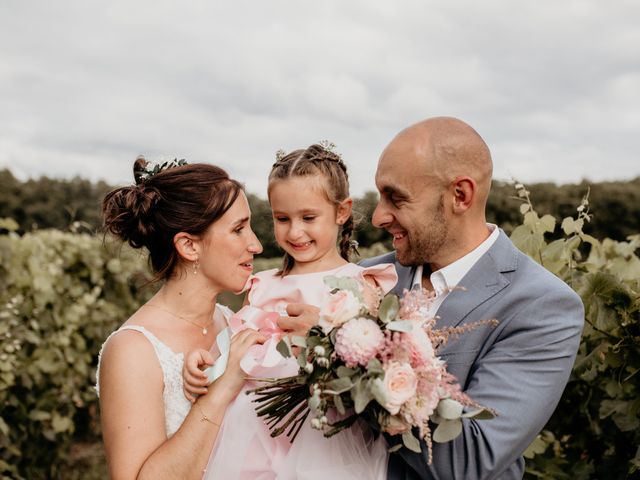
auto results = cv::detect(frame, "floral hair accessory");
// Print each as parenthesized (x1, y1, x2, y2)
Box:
(136, 156, 188, 183)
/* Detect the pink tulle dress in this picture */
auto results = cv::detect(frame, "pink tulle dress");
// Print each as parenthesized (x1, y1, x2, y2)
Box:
(203, 262, 397, 480)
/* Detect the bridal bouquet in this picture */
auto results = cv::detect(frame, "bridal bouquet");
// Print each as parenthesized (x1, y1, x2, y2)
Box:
(248, 276, 497, 462)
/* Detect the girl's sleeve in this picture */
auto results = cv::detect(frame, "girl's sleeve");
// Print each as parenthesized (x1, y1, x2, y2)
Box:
(358, 263, 398, 295)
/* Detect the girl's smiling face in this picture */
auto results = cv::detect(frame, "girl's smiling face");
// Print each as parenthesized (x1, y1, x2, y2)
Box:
(268, 176, 352, 275)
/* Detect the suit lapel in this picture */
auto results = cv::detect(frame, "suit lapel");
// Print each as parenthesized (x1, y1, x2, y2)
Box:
(435, 231, 518, 329)
(392, 260, 416, 297)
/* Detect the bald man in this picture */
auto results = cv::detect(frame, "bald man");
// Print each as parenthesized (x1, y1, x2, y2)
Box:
(360, 117, 584, 479)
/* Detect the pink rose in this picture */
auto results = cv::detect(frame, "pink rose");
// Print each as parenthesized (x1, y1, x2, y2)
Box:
(379, 362, 417, 415)
(383, 414, 411, 436)
(319, 290, 362, 334)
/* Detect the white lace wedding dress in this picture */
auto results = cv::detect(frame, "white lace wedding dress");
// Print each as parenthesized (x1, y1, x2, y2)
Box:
(96, 305, 232, 437)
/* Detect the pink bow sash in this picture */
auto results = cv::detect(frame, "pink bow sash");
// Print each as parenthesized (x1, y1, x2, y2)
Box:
(229, 305, 290, 378)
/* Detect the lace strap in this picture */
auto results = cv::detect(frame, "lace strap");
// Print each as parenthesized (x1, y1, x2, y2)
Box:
(116, 325, 177, 359)
(95, 325, 178, 397)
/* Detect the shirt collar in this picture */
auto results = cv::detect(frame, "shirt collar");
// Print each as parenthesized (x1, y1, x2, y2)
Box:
(412, 224, 499, 293)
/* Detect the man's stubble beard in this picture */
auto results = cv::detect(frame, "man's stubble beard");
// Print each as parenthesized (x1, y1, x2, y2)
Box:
(396, 195, 448, 267)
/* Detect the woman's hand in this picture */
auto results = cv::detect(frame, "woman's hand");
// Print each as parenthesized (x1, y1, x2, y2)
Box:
(208, 328, 266, 402)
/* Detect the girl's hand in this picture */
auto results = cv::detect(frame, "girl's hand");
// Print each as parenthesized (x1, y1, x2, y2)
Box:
(277, 303, 320, 337)
(182, 348, 214, 403)
(211, 328, 266, 402)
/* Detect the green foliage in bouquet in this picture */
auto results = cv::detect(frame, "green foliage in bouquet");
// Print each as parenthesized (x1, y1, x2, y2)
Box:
(510, 184, 640, 479)
(248, 276, 496, 462)
(0, 228, 152, 479)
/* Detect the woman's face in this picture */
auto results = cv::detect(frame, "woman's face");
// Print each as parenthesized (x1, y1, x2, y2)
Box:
(200, 191, 262, 293)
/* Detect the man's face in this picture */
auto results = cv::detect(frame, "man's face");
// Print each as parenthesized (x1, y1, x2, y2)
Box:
(372, 136, 449, 266)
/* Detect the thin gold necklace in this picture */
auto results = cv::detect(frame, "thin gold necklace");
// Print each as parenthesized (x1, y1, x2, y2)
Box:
(145, 303, 214, 336)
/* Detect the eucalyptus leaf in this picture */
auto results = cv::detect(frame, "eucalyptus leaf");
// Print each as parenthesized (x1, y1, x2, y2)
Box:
(337, 366, 357, 378)
(388, 443, 403, 453)
(324, 377, 353, 394)
(462, 408, 495, 420)
(276, 338, 291, 358)
(370, 378, 389, 406)
(402, 431, 422, 453)
(378, 294, 400, 323)
(436, 398, 464, 420)
(334, 394, 346, 415)
(291, 335, 307, 348)
(433, 419, 463, 443)
(323, 276, 362, 297)
(386, 320, 414, 332)
(352, 378, 374, 413)
(366, 358, 384, 375)
(297, 351, 307, 368)
(306, 336, 322, 349)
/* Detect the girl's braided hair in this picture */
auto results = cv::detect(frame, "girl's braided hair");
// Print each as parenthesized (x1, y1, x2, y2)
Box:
(268, 143, 356, 276)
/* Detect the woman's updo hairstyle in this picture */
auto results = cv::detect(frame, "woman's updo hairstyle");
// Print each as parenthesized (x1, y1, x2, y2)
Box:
(268, 143, 356, 275)
(103, 156, 243, 280)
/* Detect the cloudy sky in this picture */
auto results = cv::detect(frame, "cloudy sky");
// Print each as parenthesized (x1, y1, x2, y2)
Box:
(1, 0, 638, 197)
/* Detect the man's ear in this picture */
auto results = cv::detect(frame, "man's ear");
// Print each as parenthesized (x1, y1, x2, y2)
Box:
(173, 232, 200, 262)
(451, 176, 476, 213)
(336, 197, 353, 225)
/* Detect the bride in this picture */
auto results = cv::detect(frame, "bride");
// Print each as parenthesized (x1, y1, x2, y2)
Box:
(97, 159, 265, 479)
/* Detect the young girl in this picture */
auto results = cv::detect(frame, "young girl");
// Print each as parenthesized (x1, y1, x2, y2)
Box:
(184, 144, 397, 479)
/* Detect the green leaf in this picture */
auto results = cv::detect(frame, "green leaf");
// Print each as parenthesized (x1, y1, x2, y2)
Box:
(524, 434, 549, 459)
(462, 408, 495, 420)
(561, 217, 576, 235)
(297, 351, 307, 368)
(520, 203, 531, 214)
(366, 358, 384, 375)
(337, 366, 357, 378)
(334, 394, 346, 415)
(386, 320, 414, 332)
(539, 214, 556, 234)
(370, 378, 389, 406)
(51, 412, 73, 433)
(510, 225, 545, 260)
(324, 377, 353, 394)
(276, 339, 291, 358)
(436, 398, 464, 420)
(291, 335, 307, 348)
(378, 294, 400, 323)
(352, 378, 374, 413)
(0, 416, 9, 436)
(432, 419, 463, 443)
(29, 410, 51, 421)
(323, 276, 362, 297)
(402, 431, 422, 453)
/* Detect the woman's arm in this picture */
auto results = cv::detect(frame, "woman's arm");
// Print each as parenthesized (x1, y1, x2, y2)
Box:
(99, 328, 263, 480)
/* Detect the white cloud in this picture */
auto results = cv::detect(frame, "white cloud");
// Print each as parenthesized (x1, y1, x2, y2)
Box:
(1, 0, 638, 198)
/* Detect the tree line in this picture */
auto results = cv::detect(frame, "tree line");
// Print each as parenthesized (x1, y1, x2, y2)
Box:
(1, 168, 639, 258)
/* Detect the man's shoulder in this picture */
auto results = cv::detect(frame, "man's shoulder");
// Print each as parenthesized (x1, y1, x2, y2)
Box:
(492, 235, 583, 310)
(358, 251, 398, 268)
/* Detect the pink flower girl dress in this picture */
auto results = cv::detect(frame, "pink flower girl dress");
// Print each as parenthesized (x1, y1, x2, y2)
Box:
(203, 262, 397, 480)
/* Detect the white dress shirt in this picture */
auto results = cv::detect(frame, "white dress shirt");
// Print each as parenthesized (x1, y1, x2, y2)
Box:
(412, 224, 499, 317)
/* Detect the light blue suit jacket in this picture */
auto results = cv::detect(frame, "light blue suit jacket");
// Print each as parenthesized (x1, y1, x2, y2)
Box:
(360, 231, 584, 479)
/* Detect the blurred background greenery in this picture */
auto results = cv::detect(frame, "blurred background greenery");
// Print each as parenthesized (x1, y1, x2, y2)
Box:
(0, 170, 638, 479)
